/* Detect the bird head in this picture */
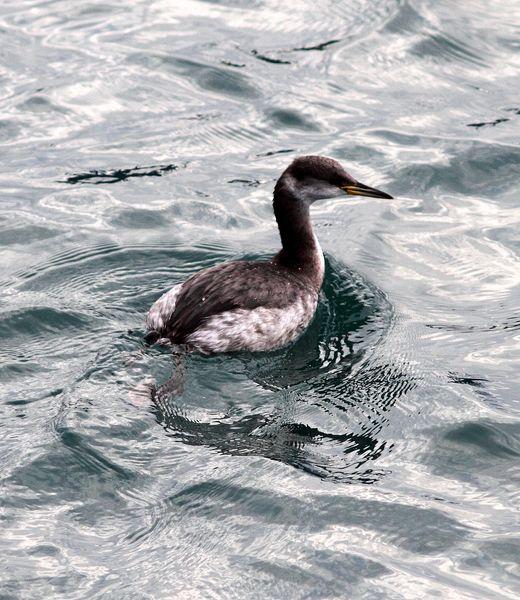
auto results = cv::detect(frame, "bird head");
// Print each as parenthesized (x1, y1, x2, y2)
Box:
(276, 155, 393, 203)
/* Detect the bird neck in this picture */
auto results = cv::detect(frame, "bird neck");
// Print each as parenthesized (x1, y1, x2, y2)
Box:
(273, 187, 324, 290)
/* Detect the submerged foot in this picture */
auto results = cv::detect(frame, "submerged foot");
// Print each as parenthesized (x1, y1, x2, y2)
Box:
(130, 351, 186, 407)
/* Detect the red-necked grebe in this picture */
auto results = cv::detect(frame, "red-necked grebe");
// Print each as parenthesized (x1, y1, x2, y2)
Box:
(145, 155, 392, 354)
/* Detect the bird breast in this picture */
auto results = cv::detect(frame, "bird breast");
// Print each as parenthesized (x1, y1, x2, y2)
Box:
(186, 292, 318, 354)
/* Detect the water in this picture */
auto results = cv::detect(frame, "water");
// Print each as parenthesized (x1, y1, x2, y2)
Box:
(1, 0, 519, 597)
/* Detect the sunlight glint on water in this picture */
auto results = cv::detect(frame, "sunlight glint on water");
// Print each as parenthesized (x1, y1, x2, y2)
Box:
(0, 0, 519, 597)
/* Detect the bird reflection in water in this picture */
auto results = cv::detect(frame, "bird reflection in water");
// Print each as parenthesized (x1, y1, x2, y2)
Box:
(150, 259, 415, 484)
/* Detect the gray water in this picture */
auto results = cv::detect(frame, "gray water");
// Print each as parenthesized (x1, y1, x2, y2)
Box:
(1, 0, 519, 598)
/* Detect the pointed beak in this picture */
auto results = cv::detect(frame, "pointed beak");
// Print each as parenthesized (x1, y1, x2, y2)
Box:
(342, 181, 393, 200)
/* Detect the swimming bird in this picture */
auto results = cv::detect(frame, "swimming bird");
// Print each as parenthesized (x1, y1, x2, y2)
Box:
(145, 155, 392, 354)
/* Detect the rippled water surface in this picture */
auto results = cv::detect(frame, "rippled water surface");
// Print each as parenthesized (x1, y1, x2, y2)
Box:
(1, 0, 520, 597)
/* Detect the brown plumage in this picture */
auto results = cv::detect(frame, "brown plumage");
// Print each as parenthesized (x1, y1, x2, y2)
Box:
(145, 155, 392, 353)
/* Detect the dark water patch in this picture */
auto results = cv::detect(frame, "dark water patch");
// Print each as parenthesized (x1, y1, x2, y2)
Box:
(229, 551, 391, 599)
(110, 209, 168, 229)
(422, 421, 520, 486)
(60, 163, 179, 185)
(129, 53, 260, 99)
(0, 361, 50, 382)
(156, 480, 470, 554)
(443, 422, 520, 459)
(0, 574, 86, 600)
(448, 372, 505, 411)
(198, 0, 263, 6)
(20, 242, 214, 281)
(198, 64, 259, 98)
(448, 373, 488, 388)
(0, 306, 108, 365)
(0, 119, 22, 141)
(467, 118, 509, 128)
(426, 314, 520, 333)
(318, 495, 471, 555)
(170, 198, 253, 230)
(0, 224, 60, 246)
(460, 537, 520, 587)
(251, 50, 291, 65)
(12, 243, 234, 317)
(18, 95, 68, 115)
(390, 142, 520, 196)
(267, 108, 320, 131)
(13, 243, 126, 283)
(411, 31, 487, 67)
(220, 60, 245, 68)
(384, 2, 424, 34)
(28, 544, 61, 557)
(256, 148, 294, 157)
(0, 307, 93, 342)
(372, 129, 422, 146)
(276, 549, 389, 586)
(4, 433, 134, 509)
(227, 178, 261, 186)
(237, 557, 340, 595)
(4, 385, 64, 405)
(293, 39, 340, 52)
(58, 426, 135, 481)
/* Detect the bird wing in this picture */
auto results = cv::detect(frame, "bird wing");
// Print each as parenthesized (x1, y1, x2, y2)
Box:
(160, 260, 307, 343)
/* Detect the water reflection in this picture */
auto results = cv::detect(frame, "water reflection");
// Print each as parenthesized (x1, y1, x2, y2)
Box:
(151, 257, 414, 483)
(61, 163, 180, 185)
(2, 0, 520, 595)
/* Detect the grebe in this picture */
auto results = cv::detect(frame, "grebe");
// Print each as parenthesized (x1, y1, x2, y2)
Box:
(145, 155, 392, 354)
